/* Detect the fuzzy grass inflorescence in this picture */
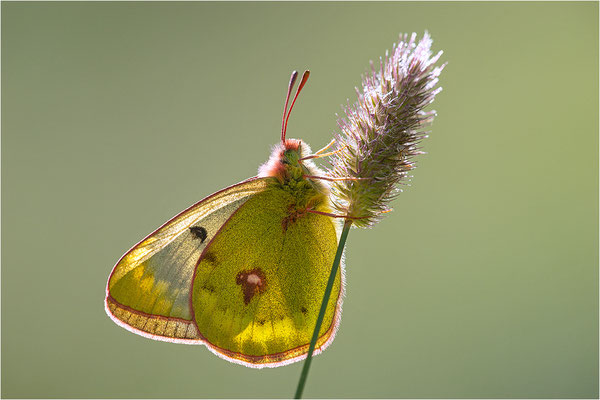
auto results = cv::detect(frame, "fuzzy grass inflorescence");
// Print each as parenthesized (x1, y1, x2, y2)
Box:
(328, 32, 446, 227)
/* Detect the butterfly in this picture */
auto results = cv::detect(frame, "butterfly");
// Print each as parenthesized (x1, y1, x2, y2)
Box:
(105, 71, 346, 368)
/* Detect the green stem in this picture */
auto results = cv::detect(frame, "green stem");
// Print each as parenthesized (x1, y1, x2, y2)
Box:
(294, 219, 353, 399)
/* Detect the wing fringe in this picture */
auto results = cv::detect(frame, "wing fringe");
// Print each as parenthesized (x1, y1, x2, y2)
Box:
(105, 295, 201, 342)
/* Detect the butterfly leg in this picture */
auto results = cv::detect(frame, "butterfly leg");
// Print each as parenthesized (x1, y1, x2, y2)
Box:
(303, 175, 368, 182)
(314, 139, 336, 155)
(306, 208, 392, 220)
(299, 141, 346, 162)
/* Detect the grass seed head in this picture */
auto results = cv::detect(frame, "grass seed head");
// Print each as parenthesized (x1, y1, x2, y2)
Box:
(328, 32, 446, 228)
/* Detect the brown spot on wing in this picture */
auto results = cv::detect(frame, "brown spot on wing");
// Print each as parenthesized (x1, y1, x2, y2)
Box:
(235, 268, 267, 305)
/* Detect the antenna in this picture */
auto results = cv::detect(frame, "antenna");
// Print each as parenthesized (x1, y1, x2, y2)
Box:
(281, 70, 310, 143)
(281, 71, 298, 143)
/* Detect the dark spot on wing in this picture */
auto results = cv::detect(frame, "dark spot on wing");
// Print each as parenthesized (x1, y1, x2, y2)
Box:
(202, 252, 218, 265)
(235, 268, 267, 305)
(202, 284, 215, 293)
(301, 307, 308, 315)
(258, 319, 266, 325)
(189, 226, 208, 242)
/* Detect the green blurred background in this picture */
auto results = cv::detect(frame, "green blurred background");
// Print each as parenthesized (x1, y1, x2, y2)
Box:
(2, 2, 598, 398)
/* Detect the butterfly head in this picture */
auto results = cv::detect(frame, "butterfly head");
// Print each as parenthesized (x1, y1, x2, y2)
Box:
(281, 139, 301, 164)
(258, 138, 314, 182)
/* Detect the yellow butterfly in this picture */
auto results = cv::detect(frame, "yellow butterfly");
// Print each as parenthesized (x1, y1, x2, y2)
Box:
(105, 71, 345, 368)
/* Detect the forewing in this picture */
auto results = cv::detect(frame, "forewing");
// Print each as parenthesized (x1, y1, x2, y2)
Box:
(105, 178, 269, 343)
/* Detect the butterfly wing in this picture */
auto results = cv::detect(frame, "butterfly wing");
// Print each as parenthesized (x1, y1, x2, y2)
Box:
(105, 177, 269, 343)
(191, 186, 344, 368)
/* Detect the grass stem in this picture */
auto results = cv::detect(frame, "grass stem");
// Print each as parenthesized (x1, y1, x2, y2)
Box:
(294, 219, 353, 399)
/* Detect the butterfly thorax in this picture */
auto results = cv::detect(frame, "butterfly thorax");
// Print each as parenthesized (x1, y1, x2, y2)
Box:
(258, 139, 329, 215)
